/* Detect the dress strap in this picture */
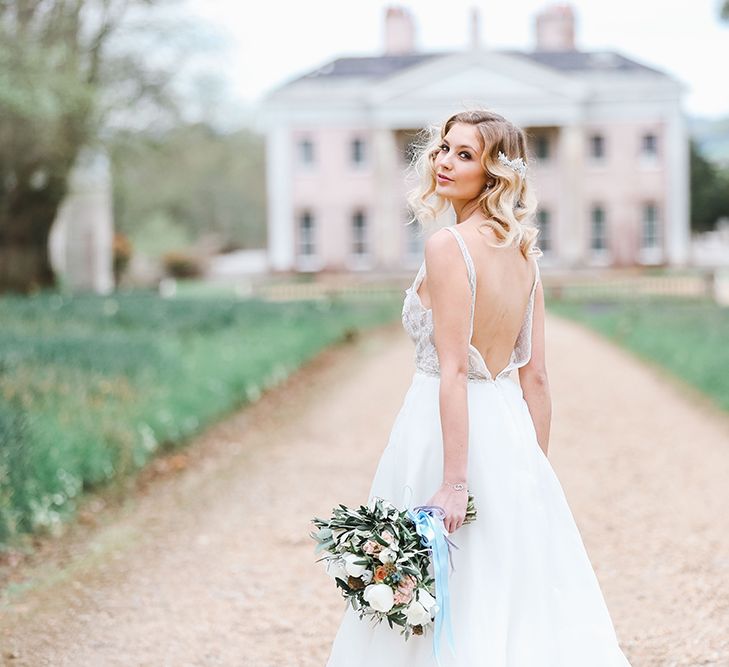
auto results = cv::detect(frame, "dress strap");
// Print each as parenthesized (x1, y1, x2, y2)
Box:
(444, 225, 477, 338)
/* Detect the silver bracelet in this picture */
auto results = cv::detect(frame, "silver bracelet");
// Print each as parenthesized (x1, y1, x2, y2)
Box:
(443, 481, 467, 491)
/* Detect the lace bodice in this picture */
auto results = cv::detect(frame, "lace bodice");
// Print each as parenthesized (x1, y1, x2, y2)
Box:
(401, 224, 541, 383)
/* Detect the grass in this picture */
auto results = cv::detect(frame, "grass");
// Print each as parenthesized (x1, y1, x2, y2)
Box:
(546, 296, 729, 412)
(0, 288, 403, 548)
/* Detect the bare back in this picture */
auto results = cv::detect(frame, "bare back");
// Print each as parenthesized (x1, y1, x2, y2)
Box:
(416, 222, 538, 379)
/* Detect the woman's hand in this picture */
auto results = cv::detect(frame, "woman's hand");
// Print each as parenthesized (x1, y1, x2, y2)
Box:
(426, 483, 469, 534)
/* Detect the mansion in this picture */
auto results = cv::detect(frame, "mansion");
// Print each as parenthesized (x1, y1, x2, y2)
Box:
(257, 4, 689, 273)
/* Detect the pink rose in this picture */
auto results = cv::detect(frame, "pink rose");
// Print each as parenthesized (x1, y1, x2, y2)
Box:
(363, 539, 383, 555)
(381, 529, 396, 545)
(394, 586, 414, 605)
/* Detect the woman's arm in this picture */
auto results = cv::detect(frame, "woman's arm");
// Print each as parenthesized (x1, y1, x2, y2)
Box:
(518, 280, 552, 457)
(423, 229, 471, 534)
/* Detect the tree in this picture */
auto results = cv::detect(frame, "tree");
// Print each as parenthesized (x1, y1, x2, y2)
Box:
(110, 123, 266, 254)
(690, 140, 729, 233)
(722, 1, 729, 20)
(0, 1, 184, 293)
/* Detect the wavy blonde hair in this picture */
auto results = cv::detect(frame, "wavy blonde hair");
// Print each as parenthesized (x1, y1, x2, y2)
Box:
(406, 109, 543, 259)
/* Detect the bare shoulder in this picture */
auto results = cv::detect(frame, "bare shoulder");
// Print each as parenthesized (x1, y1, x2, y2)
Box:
(423, 227, 461, 273)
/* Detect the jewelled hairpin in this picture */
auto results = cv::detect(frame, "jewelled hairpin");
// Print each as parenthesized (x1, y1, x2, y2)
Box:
(497, 151, 527, 178)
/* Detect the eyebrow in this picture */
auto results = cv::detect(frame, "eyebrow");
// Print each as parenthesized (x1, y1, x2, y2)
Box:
(442, 140, 476, 152)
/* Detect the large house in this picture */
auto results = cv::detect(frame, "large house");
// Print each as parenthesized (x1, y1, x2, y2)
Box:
(258, 4, 689, 273)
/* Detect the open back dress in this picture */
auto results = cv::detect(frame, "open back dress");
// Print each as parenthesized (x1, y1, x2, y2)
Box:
(325, 223, 632, 666)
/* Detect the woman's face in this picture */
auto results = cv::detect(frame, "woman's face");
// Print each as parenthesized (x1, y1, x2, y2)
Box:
(433, 122, 489, 202)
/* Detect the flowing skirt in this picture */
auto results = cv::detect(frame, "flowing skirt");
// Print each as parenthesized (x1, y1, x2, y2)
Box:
(325, 371, 632, 666)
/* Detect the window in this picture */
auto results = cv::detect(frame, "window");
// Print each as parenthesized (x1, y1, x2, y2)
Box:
(536, 209, 551, 252)
(535, 135, 550, 160)
(589, 134, 605, 160)
(641, 133, 658, 157)
(298, 210, 315, 256)
(299, 138, 314, 165)
(352, 210, 368, 256)
(641, 203, 660, 249)
(351, 138, 366, 166)
(590, 205, 607, 251)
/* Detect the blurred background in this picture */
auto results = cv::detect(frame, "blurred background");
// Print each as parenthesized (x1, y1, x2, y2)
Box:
(1, 0, 729, 591)
(1, 0, 728, 297)
(2, 3, 729, 664)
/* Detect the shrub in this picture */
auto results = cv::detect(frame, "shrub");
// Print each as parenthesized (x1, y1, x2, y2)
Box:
(162, 251, 203, 279)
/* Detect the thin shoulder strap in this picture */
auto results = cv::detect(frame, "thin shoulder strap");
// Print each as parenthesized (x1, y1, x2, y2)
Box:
(444, 225, 476, 338)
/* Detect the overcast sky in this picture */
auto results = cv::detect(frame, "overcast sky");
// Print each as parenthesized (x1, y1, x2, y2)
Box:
(187, 0, 729, 119)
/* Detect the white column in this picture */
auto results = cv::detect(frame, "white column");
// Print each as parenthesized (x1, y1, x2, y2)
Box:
(266, 124, 294, 271)
(665, 104, 690, 267)
(372, 127, 401, 270)
(557, 123, 585, 268)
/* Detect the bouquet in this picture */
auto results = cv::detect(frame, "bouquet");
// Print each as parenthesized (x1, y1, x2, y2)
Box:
(310, 493, 477, 647)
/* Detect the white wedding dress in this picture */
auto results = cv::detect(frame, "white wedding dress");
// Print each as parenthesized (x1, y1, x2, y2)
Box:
(325, 224, 632, 666)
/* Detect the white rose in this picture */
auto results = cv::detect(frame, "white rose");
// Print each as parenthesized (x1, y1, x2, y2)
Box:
(363, 583, 395, 613)
(405, 601, 431, 626)
(325, 558, 348, 581)
(417, 588, 437, 612)
(378, 548, 397, 564)
(343, 553, 367, 578)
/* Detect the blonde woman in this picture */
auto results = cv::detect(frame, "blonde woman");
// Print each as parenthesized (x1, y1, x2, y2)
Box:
(325, 110, 631, 666)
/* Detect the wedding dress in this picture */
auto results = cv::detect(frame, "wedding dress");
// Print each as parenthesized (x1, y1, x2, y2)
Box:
(325, 224, 632, 666)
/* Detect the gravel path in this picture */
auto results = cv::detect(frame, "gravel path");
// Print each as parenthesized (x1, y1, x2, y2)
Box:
(2, 313, 729, 666)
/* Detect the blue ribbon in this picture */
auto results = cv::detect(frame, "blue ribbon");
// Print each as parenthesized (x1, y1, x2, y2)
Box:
(406, 504, 459, 666)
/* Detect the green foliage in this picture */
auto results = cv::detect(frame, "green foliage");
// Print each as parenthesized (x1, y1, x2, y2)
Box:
(0, 0, 196, 292)
(132, 212, 194, 259)
(690, 140, 729, 232)
(110, 123, 266, 252)
(547, 297, 729, 412)
(0, 291, 402, 546)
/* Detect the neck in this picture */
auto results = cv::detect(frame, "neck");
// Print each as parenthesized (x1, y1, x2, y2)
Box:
(452, 198, 482, 224)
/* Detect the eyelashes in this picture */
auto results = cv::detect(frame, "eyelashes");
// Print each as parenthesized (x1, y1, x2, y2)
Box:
(438, 144, 471, 159)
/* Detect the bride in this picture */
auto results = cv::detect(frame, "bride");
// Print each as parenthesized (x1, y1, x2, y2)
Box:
(325, 109, 632, 666)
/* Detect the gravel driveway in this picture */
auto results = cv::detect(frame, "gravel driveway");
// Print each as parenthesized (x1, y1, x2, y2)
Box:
(1, 314, 728, 666)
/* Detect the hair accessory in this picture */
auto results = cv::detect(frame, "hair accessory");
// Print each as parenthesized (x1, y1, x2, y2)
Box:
(497, 151, 527, 178)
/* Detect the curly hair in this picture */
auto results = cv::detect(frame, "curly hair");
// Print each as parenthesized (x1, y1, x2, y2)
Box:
(405, 109, 543, 259)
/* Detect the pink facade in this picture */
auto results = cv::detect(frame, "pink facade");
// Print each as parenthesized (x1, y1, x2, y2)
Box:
(261, 5, 688, 273)
(286, 120, 673, 271)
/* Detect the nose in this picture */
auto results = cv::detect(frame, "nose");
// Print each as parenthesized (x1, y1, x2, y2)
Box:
(437, 152, 453, 171)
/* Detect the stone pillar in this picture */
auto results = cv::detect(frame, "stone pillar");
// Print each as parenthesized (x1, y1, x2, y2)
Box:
(557, 123, 585, 268)
(48, 147, 114, 294)
(266, 124, 294, 271)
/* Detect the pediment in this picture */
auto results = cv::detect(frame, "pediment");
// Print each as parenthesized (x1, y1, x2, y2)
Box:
(368, 51, 585, 106)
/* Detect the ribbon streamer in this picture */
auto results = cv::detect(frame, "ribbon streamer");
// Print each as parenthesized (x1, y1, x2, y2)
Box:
(407, 503, 459, 666)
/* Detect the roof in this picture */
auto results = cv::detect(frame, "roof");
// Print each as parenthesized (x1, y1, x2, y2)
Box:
(297, 52, 451, 80)
(506, 50, 667, 76)
(289, 49, 668, 85)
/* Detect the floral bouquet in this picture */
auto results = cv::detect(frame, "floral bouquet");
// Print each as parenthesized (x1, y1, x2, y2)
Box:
(310, 493, 477, 650)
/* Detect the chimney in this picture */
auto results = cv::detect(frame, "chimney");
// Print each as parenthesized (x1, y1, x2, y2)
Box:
(535, 4, 576, 51)
(384, 6, 416, 55)
(469, 6, 482, 50)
